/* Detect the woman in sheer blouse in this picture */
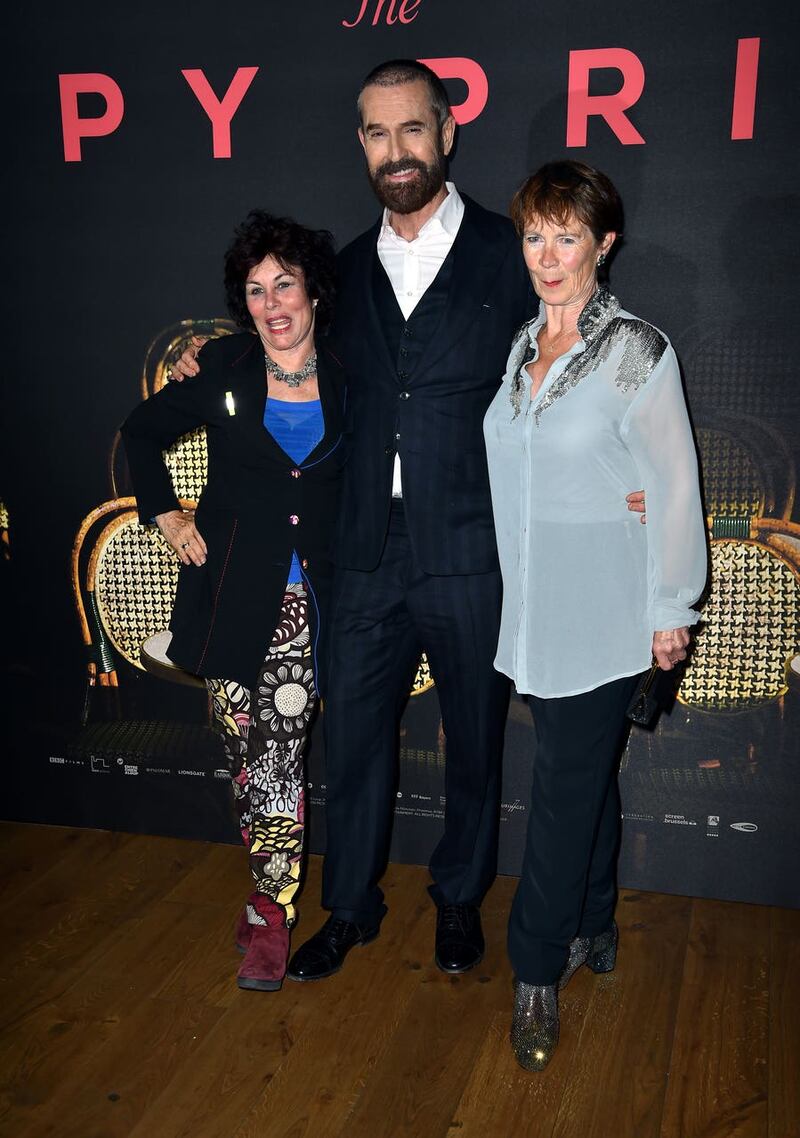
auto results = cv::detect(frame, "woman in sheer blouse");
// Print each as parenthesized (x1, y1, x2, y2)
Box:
(483, 161, 707, 1071)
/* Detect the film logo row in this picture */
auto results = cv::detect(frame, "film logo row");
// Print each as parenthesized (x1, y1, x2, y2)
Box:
(624, 809, 759, 835)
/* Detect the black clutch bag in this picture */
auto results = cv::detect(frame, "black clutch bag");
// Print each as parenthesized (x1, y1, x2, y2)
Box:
(626, 660, 679, 727)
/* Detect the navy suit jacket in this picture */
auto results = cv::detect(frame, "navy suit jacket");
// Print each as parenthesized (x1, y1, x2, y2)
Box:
(333, 193, 533, 575)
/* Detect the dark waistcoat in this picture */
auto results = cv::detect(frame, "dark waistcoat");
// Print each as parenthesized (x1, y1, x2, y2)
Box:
(371, 247, 455, 384)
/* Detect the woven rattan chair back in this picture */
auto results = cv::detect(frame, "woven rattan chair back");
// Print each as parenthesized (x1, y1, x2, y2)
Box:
(679, 538, 800, 713)
(110, 317, 237, 501)
(145, 318, 237, 502)
(72, 497, 193, 693)
(681, 317, 795, 424)
(695, 409, 795, 525)
(90, 511, 181, 671)
(696, 427, 767, 519)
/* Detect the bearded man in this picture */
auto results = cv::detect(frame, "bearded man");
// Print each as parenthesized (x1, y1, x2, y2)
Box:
(286, 59, 533, 981)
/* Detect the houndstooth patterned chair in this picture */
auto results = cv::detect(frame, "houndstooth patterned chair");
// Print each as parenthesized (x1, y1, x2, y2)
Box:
(71, 496, 207, 724)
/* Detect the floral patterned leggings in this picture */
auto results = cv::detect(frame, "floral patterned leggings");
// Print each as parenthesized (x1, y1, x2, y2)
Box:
(206, 584, 317, 927)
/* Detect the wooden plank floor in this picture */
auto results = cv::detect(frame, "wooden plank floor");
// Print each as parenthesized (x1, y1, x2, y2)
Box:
(0, 823, 797, 1138)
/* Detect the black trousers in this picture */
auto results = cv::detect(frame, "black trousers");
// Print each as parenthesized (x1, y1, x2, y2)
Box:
(508, 672, 641, 985)
(322, 502, 509, 922)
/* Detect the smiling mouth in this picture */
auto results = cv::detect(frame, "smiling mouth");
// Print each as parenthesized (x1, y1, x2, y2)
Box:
(266, 317, 291, 332)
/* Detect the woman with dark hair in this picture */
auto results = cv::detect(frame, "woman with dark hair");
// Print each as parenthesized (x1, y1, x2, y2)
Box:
(121, 211, 346, 992)
(483, 162, 707, 1069)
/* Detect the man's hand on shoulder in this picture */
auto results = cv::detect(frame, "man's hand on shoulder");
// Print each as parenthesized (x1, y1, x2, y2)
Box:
(626, 490, 646, 524)
(170, 335, 209, 382)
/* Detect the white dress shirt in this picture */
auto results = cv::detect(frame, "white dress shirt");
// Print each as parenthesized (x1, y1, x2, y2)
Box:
(484, 289, 707, 698)
(377, 182, 465, 495)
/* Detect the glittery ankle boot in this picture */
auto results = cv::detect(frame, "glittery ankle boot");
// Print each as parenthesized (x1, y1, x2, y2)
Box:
(586, 920, 618, 975)
(559, 920, 618, 990)
(558, 935, 591, 990)
(510, 982, 559, 1072)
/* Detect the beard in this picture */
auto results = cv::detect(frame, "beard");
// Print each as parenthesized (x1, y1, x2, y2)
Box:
(368, 150, 447, 214)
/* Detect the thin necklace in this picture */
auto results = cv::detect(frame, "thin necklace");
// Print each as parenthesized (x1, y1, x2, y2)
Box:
(539, 325, 578, 355)
(264, 351, 317, 388)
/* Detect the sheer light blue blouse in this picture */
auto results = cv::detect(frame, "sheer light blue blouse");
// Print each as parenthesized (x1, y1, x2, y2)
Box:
(483, 289, 707, 698)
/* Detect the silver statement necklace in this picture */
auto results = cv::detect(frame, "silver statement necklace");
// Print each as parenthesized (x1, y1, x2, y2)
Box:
(264, 351, 317, 388)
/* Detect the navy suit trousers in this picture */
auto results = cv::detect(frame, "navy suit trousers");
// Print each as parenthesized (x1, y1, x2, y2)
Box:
(321, 501, 509, 922)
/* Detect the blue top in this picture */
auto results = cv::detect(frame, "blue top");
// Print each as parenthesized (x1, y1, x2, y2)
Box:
(263, 398, 324, 583)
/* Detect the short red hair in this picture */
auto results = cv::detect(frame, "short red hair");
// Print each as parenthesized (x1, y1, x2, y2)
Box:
(510, 161, 624, 240)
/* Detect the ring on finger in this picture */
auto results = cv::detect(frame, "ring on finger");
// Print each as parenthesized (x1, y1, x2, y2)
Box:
(181, 541, 190, 549)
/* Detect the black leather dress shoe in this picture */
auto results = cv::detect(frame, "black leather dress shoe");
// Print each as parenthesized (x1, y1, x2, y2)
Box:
(435, 903, 484, 973)
(286, 915, 381, 982)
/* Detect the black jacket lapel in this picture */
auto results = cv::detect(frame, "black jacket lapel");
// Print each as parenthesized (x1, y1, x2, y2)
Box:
(227, 336, 281, 460)
(356, 220, 399, 381)
(302, 344, 346, 466)
(414, 195, 511, 375)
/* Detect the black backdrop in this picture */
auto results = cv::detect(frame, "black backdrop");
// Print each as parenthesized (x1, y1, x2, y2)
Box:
(4, 0, 799, 908)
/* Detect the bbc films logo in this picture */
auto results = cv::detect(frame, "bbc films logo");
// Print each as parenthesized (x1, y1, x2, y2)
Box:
(48, 755, 87, 769)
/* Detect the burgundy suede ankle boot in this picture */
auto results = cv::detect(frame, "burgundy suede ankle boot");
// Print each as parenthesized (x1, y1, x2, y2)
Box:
(235, 908, 251, 954)
(237, 893, 290, 991)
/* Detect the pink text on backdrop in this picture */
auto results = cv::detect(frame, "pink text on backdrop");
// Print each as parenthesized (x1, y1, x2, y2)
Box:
(566, 48, 646, 146)
(56, 39, 762, 162)
(58, 73, 124, 162)
(342, 0, 421, 27)
(567, 38, 760, 145)
(419, 57, 488, 125)
(181, 68, 259, 158)
(731, 38, 760, 139)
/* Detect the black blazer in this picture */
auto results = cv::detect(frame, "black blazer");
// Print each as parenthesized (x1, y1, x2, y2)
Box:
(121, 333, 348, 692)
(333, 194, 533, 575)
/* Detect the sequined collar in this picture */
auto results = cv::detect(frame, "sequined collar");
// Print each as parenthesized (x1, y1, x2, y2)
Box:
(527, 286, 621, 348)
(576, 287, 621, 342)
(511, 288, 623, 421)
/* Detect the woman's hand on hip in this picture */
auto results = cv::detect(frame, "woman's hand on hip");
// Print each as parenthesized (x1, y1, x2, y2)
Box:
(652, 627, 690, 670)
(155, 509, 207, 566)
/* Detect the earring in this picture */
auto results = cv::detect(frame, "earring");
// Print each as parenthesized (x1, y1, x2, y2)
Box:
(312, 299, 318, 308)
(597, 253, 607, 267)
